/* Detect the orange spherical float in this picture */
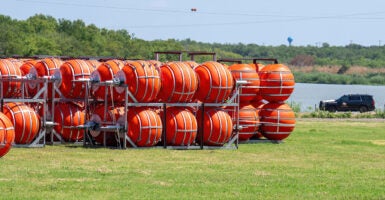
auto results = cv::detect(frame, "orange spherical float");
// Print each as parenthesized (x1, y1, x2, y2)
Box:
(126, 107, 162, 147)
(91, 59, 125, 101)
(0, 59, 22, 98)
(228, 63, 260, 103)
(197, 108, 233, 146)
(194, 61, 234, 103)
(114, 60, 161, 102)
(53, 59, 94, 99)
(157, 62, 198, 102)
(259, 64, 295, 102)
(227, 104, 259, 141)
(2, 103, 41, 144)
(20, 59, 37, 76)
(0, 112, 15, 158)
(89, 105, 125, 146)
(54, 103, 85, 142)
(27, 58, 63, 99)
(259, 102, 295, 140)
(163, 107, 197, 146)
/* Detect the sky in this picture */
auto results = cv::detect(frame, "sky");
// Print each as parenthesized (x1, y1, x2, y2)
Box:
(1, 0, 385, 46)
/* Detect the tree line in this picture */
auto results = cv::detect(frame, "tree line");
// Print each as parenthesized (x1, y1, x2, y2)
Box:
(1, 14, 385, 84)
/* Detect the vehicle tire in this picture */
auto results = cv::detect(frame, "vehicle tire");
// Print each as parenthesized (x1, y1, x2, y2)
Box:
(327, 106, 337, 112)
(359, 106, 368, 113)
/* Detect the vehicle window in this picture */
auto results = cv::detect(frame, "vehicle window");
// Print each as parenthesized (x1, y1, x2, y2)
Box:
(349, 96, 361, 101)
(339, 96, 349, 102)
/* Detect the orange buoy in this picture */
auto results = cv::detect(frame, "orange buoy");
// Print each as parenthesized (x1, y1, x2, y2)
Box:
(27, 58, 63, 99)
(0, 59, 22, 98)
(91, 60, 125, 101)
(89, 105, 125, 146)
(20, 59, 38, 76)
(157, 62, 198, 102)
(0, 112, 15, 158)
(53, 59, 94, 99)
(2, 103, 41, 144)
(114, 60, 161, 102)
(163, 107, 197, 146)
(259, 64, 295, 102)
(228, 63, 260, 103)
(126, 108, 162, 147)
(197, 108, 233, 146)
(54, 103, 85, 142)
(259, 102, 295, 140)
(194, 61, 234, 103)
(227, 104, 259, 141)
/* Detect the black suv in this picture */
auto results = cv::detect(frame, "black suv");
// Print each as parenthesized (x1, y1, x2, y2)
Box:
(319, 94, 375, 113)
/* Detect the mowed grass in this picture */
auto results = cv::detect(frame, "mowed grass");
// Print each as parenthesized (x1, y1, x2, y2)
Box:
(1, 120, 385, 200)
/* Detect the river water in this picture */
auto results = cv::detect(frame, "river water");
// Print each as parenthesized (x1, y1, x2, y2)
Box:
(287, 83, 385, 111)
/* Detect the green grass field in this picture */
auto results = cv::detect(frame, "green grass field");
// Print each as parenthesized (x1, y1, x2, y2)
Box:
(1, 120, 384, 200)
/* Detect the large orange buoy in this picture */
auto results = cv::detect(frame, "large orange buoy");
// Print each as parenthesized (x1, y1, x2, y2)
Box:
(53, 59, 94, 99)
(227, 104, 259, 141)
(259, 102, 295, 140)
(2, 103, 41, 144)
(194, 61, 234, 103)
(259, 64, 295, 102)
(0, 112, 15, 158)
(91, 60, 125, 101)
(89, 105, 125, 146)
(163, 107, 197, 146)
(228, 63, 260, 103)
(20, 59, 37, 76)
(54, 103, 85, 142)
(114, 60, 161, 102)
(126, 108, 162, 147)
(197, 108, 233, 146)
(157, 62, 198, 102)
(0, 59, 22, 98)
(27, 58, 63, 99)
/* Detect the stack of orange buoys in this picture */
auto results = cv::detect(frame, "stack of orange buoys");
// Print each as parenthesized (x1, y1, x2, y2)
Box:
(258, 63, 296, 141)
(0, 112, 15, 158)
(227, 63, 261, 141)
